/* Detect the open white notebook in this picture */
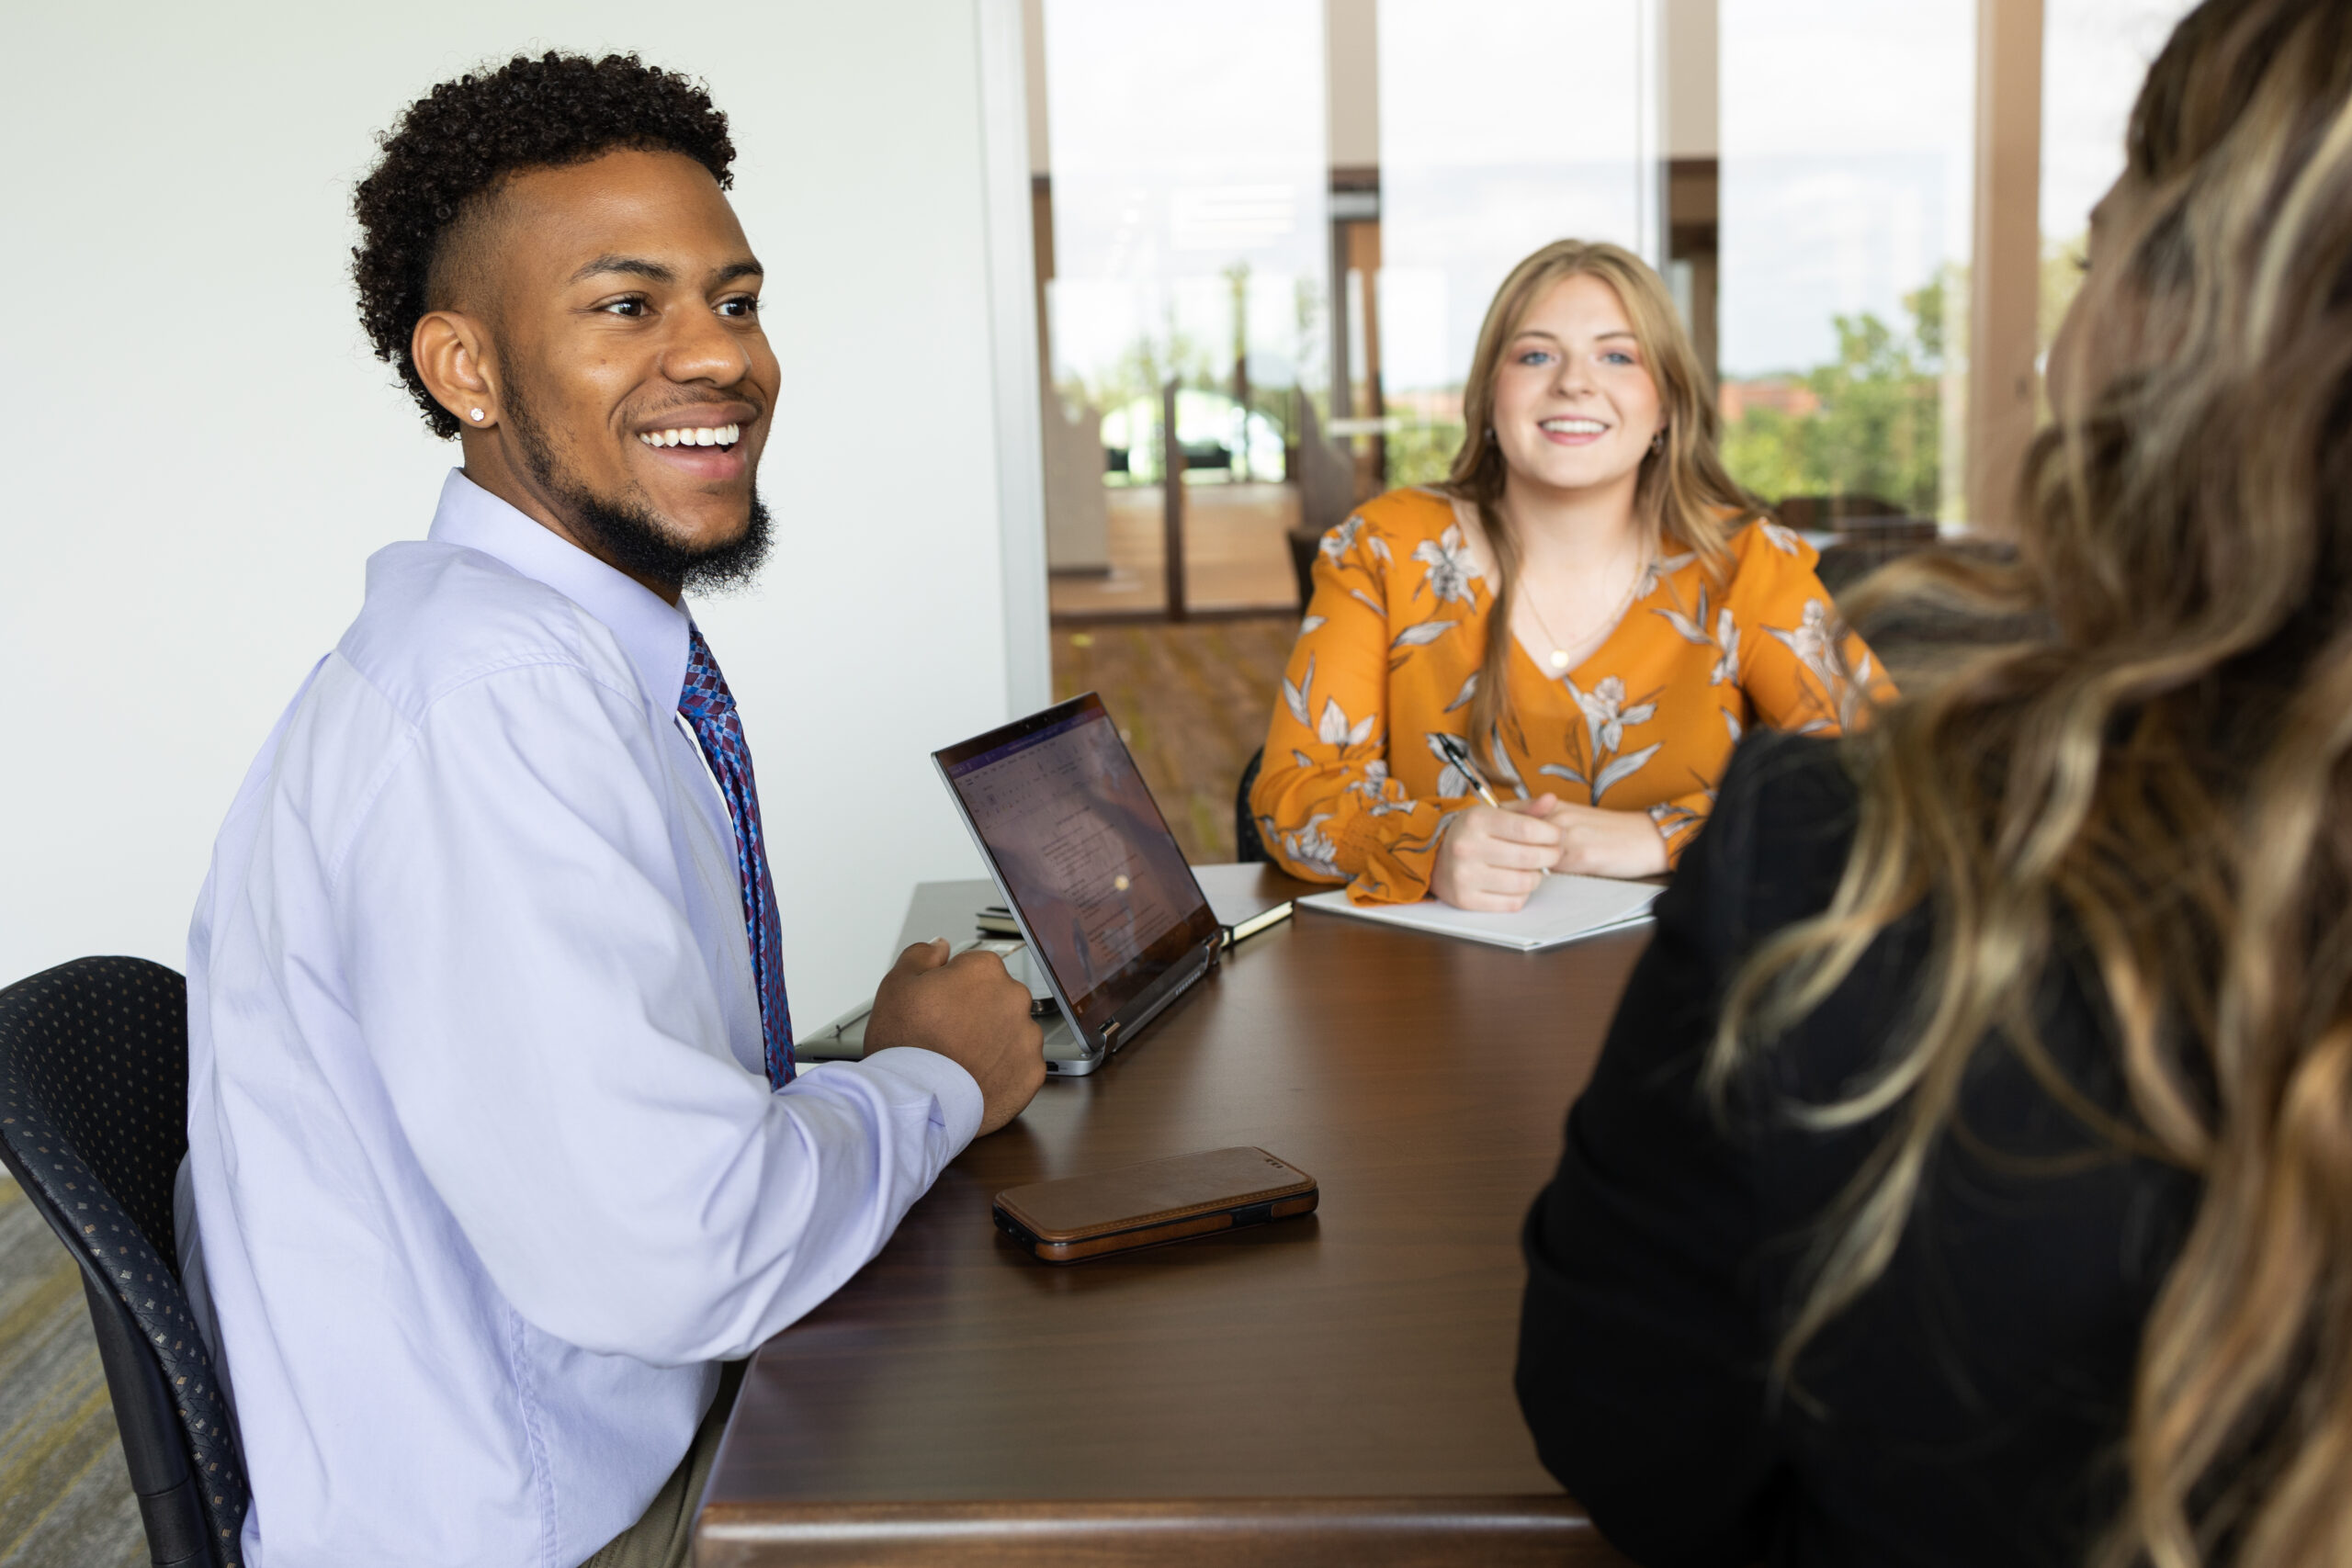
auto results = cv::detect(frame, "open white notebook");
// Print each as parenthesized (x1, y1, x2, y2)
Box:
(1296, 872, 1660, 953)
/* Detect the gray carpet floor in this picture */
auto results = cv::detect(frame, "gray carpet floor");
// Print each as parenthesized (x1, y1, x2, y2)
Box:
(0, 1177, 144, 1568)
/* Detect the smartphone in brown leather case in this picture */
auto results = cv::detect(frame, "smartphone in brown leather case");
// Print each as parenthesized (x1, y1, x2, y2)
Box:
(992, 1146, 1318, 1264)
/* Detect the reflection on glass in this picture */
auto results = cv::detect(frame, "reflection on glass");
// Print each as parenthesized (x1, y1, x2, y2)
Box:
(2040, 1, 2196, 355)
(1718, 0, 1973, 523)
(1375, 0, 1652, 489)
(1040, 0, 1328, 614)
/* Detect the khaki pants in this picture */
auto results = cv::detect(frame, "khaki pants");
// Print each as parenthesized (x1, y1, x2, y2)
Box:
(579, 1360, 747, 1568)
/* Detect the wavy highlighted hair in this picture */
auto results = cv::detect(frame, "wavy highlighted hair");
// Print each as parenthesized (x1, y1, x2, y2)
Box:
(1710, 3, 2352, 1563)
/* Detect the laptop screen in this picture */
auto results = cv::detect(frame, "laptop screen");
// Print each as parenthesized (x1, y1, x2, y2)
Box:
(937, 695, 1218, 1037)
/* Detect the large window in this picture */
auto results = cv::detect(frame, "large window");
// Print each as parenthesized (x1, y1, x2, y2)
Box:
(1717, 0, 1975, 524)
(1017, 1, 2163, 861)
(2040, 1, 2197, 355)
(1374, 0, 1654, 490)
(1038, 0, 1329, 615)
(1026, 0, 2137, 626)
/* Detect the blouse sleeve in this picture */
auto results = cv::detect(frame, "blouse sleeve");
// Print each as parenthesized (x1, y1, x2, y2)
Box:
(1638, 533, 1894, 865)
(1645, 788, 1717, 870)
(1249, 518, 1465, 904)
(1735, 536, 1894, 741)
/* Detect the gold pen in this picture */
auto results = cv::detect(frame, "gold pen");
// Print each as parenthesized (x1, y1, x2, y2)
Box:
(1434, 733, 1548, 874)
(1434, 732, 1502, 807)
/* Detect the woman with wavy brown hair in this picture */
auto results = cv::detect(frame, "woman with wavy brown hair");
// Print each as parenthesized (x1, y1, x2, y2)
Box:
(1515, 2, 2352, 1563)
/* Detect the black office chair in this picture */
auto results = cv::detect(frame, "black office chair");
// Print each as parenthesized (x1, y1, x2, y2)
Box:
(1235, 745, 1269, 863)
(0, 957, 247, 1568)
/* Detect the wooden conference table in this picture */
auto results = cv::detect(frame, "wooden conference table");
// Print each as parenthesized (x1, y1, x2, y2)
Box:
(695, 868, 1647, 1567)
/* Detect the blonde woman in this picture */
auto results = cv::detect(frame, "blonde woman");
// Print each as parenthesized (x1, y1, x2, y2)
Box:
(1250, 241, 1885, 909)
(1517, 3, 2352, 1565)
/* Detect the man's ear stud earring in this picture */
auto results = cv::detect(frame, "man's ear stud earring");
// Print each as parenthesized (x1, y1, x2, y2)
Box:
(469, 408, 486, 422)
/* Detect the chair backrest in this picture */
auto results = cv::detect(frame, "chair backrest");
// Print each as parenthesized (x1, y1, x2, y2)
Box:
(0, 957, 247, 1568)
(1235, 745, 1269, 863)
(1772, 491, 1907, 532)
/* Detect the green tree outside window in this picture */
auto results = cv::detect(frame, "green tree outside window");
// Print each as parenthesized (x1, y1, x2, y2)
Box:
(1721, 276, 1950, 518)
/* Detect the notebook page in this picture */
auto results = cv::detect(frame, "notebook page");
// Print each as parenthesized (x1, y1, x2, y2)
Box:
(1295, 873, 1659, 953)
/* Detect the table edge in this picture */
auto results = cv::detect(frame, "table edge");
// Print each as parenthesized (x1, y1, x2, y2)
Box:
(694, 1497, 1623, 1565)
(696, 1493, 1598, 1539)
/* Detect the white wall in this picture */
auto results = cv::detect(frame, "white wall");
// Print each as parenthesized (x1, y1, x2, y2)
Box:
(0, 1, 1045, 1027)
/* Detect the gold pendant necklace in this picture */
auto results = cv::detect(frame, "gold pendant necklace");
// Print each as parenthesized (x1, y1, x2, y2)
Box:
(1521, 543, 1649, 673)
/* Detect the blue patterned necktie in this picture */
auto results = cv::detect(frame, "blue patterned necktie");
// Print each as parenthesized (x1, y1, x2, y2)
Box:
(678, 626, 794, 1089)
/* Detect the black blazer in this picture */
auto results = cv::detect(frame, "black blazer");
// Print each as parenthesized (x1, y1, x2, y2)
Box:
(1516, 735, 2201, 1567)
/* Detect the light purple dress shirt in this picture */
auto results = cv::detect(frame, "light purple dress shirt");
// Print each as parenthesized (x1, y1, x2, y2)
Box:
(176, 470, 981, 1568)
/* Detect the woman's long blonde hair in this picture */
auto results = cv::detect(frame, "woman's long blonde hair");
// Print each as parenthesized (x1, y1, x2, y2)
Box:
(1712, 4, 2352, 1563)
(1442, 240, 1759, 770)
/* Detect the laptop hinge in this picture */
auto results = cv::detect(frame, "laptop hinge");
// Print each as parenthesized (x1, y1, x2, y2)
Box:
(1102, 941, 1216, 1056)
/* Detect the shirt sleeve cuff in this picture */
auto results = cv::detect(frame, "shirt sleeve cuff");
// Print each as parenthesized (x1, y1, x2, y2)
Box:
(1340, 800, 1453, 904)
(846, 1046, 987, 1148)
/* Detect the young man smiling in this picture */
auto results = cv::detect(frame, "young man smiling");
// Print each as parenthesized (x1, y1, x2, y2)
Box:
(177, 54, 1045, 1568)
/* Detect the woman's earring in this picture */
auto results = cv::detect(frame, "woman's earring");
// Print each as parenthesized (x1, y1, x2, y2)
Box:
(1650, 428, 1667, 454)
(469, 408, 486, 423)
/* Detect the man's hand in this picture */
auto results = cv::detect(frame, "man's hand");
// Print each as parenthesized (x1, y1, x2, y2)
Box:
(1430, 804, 1565, 910)
(864, 940, 1046, 1135)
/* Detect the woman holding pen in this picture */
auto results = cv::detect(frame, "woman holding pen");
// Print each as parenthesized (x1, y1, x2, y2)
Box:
(1250, 239, 1888, 910)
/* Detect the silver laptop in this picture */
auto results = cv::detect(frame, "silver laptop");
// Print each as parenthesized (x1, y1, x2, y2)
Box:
(797, 693, 1224, 1077)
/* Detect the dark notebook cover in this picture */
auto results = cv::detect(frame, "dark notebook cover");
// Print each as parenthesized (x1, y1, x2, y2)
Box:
(1191, 862, 1302, 944)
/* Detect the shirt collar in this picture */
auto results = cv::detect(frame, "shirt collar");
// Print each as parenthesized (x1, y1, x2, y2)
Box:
(425, 468, 692, 713)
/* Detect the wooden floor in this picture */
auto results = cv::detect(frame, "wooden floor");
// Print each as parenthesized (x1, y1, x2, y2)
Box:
(1047, 481, 1302, 618)
(0, 1178, 142, 1568)
(1051, 615, 1302, 863)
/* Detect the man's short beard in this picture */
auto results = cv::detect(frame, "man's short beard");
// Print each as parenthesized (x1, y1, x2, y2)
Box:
(503, 380, 772, 595)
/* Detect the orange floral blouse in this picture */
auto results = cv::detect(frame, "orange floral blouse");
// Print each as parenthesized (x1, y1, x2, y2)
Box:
(1249, 486, 1889, 903)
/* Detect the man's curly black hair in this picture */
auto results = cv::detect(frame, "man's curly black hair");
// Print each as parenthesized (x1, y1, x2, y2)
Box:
(353, 52, 736, 438)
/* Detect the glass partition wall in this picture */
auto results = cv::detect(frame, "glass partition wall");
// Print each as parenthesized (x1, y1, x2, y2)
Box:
(1032, 0, 2098, 620)
(1037, 0, 1331, 617)
(1374, 0, 1656, 493)
(2039, 0, 2199, 367)
(1717, 0, 1976, 526)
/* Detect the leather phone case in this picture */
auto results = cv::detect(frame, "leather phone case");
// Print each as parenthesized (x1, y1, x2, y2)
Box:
(992, 1146, 1318, 1265)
